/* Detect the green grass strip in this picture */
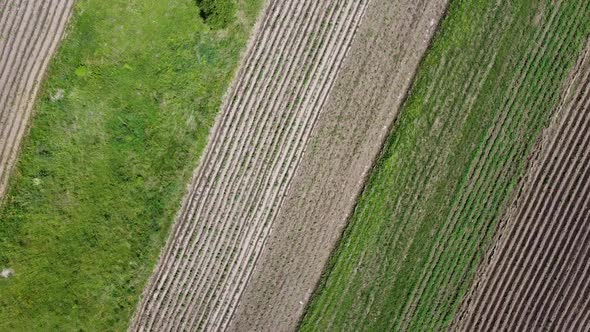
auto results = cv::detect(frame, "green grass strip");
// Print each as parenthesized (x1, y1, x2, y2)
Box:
(300, 0, 590, 331)
(0, 0, 261, 330)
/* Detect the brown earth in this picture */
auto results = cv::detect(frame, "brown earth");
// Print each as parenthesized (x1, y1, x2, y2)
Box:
(226, 0, 449, 331)
(0, 0, 75, 199)
(130, 1, 371, 330)
(452, 38, 590, 331)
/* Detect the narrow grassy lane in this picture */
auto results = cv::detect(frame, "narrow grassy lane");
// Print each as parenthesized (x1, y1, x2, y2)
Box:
(0, 0, 261, 330)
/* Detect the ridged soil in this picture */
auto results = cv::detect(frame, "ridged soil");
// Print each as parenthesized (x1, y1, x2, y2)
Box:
(130, 0, 370, 330)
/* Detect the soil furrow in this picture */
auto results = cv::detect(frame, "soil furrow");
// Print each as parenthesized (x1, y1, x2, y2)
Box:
(0, 0, 34, 89)
(506, 150, 590, 331)
(227, 0, 449, 330)
(0, 0, 45, 113)
(187, 2, 349, 326)
(519, 153, 590, 331)
(162, 2, 333, 329)
(185, 1, 366, 330)
(420, 8, 584, 327)
(131, 0, 369, 330)
(134, 1, 299, 325)
(209, 3, 369, 329)
(501, 91, 590, 331)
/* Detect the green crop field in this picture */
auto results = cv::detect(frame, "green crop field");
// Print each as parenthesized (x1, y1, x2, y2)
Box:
(0, 0, 261, 330)
(300, 0, 590, 331)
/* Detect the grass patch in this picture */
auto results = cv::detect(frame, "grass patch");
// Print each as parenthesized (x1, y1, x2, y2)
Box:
(300, 0, 590, 331)
(0, 0, 261, 330)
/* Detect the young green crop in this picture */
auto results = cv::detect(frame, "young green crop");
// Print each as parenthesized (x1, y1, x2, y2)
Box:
(301, 0, 590, 331)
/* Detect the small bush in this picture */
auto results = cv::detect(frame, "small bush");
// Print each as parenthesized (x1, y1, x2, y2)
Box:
(196, 0, 236, 29)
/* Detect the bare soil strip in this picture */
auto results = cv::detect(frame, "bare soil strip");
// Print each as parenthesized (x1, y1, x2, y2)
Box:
(0, 0, 75, 199)
(452, 38, 590, 331)
(226, 0, 449, 331)
(130, 1, 370, 330)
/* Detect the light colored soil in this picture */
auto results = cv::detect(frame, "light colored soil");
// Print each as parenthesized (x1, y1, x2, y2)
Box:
(226, 0, 448, 331)
(130, 1, 370, 330)
(0, 0, 75, 199)
(452, 38, 590, 331)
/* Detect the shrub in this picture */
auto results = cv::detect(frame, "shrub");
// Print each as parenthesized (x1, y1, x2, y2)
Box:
(196, 0, 236, 29)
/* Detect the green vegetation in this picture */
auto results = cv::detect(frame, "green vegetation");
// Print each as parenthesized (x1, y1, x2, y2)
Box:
(196, 0, 237, 29)
(301, 0, 590, 331)
(0, 0, 261, 330)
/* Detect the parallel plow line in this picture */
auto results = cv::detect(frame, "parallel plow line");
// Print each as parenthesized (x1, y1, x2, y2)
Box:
(230, 0, 450, 330)
(409, 1, 587, 329)
(130, 0, 369, 330)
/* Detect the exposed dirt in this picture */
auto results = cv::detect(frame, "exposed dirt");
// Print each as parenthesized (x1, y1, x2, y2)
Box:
(452, 38, 590, 332)
(226, 0, 449, 331)
(0, 0, 75, 199)
(130, 1, 371, 330)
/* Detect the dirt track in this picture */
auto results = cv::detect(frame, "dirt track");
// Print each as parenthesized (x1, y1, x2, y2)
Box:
(130, 1, 370, 330)
(452, 39, 590, 331)
(0, 0, 75, 199)
(227, 0, 448, 331)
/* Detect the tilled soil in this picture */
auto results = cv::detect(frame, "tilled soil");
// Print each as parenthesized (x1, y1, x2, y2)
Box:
(452, 39, 590, 332)
(226, 0, 448, 331)
(130, 1, 370, 330)
(0, 0, 75, 199)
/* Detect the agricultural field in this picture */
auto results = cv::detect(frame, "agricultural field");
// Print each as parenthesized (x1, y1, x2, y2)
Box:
(0, 0, 261, 330)
(0, 0, 75, 199)
(300, 0, 590, 331)
(452, 39, 590, 332)
(131, 1, 371, 330)
(1, 0, 590, 331)
(228, 0, 448, 330)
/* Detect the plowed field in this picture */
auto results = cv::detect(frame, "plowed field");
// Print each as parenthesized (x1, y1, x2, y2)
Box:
(301, 1, 590, 330)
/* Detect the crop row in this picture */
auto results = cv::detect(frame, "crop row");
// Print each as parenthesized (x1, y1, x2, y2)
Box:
(401, 1, 590, 329)
(301, 1, 590, 330)
(130, 0, 369, 330)
(454, 40, 590, 331)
